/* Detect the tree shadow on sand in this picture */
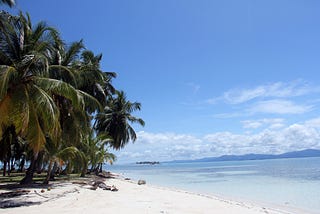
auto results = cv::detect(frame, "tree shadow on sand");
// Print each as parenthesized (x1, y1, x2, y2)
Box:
(0, 183, 52, 208)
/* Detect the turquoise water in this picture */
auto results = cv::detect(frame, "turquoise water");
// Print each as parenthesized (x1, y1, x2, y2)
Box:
(106, 157, 320, 214)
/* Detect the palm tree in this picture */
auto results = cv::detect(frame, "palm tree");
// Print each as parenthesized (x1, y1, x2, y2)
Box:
(76, 50, 117, 111)
(48, 40, 93, 147)
(43, 138, 82, 184)
(95, 91, 145, 150)
(0, 11, 60, 154)
(91, 133, 116, 173)
(0, 12, 85, 184)
(0, 11, 144, 182)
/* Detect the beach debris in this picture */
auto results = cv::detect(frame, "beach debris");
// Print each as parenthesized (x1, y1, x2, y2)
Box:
(87, 180, 118, 191)
(72, 181, 87, 185)
(124, 178, 131, 180)
(97, 181, 109, 190)
(110, 185, 118, 191)
(138, 180, 146, 185)
(41, 189, 45, 193)
(89, 186, 98, 190)
(34, 190, 49, 198)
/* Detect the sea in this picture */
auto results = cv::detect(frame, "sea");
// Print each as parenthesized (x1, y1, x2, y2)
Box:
(105, 157, 320, 214)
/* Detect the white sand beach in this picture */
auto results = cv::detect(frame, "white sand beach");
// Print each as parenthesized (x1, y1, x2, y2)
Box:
(0, 177, 298, 214)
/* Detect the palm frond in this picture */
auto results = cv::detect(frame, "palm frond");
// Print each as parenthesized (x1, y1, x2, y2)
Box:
(49, 65, 77, 85)
(25, 101, 46, 154)
(35, 77, 85, 110)
(0, 95, 11, 137)
(0, 65, 16, 100)
(56, 146, 80, 161)
(30, 84, 60, 139)
(62, 40, 84, 65)
(78, 90, 102, 112)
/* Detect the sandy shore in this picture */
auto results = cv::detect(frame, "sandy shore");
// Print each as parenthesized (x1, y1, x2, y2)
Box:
(0, 177, 297, 214)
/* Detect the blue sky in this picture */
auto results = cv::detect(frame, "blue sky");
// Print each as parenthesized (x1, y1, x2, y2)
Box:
(7, 0, 320, 162)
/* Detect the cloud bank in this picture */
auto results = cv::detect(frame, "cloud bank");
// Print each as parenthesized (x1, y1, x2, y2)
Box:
(115, 117, 320, 163)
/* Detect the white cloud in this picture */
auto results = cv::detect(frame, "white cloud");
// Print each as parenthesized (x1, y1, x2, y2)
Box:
(222, 81, 318, 104)
(248, 99, 313, 114)
(213, 99, 313, 119)
(305, 117, 320, 128)
(241, 118, 285, 129)
(207, 80, 318, 118)
(114, 118, 320, 163)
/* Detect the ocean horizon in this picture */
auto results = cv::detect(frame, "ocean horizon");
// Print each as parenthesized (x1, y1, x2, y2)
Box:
(106, 157, 320, 214)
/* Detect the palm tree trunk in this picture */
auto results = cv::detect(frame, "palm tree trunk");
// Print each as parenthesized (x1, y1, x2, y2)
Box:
(20, 156, 36, 184)
(90, 164, 94, 173)
(19, 156, 25, 172)
(99, 163, 103, 173)
(7, 157, 10, 176)
(80, 160, 88, 177)
(2, 161, 7, 176)
(43, 160, 53, 184)
(50, 162, 58, 180)
(10, 158, 14, 173)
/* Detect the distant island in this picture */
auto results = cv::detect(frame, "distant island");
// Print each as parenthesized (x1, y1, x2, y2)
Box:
(168, 149, 320, 163)
(136, 161, 160, 165)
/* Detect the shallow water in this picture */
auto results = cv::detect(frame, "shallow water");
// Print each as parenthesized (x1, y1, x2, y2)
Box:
(105, 157, 320, 213)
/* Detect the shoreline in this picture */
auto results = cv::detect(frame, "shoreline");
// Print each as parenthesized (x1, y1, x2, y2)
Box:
(0, 176, 312, 214)
(125, 179, 311, 214)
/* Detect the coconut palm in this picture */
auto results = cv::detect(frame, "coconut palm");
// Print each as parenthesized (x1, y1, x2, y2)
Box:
(0, 12, 86, 184)
(43, 138, 82, 184)
(91, 133, 116, 173)
(0, 11, 144, 182)
(76, 50, 116, 111)
(48, 40, 92, 147)
(78, 131, 116, 176)
(95, 91, 145, 150)
(50, 48, 116, 151)
(0, 11, 60, 154)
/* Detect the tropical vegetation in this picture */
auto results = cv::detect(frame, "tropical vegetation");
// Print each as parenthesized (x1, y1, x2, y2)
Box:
(0, 6, 144, 184)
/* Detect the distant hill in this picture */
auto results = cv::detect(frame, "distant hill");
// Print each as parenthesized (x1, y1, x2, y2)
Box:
(168, 149, 320, 163)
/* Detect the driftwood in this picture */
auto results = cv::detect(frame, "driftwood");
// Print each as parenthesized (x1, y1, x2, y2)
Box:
(90, 180, 118, 191)
(71, 177, 118, 192)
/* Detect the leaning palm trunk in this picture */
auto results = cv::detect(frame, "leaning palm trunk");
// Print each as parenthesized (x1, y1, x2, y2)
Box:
(43, 160, 53, 184)
(20, 156, 36, 184)
(80, 159, 88, 177)
(2, 161, 7, 176)
(50, 162, 59, 180)
(7, 158, 10, 176)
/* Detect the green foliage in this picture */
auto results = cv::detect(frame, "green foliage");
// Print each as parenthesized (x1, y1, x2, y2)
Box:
(95, 91, 145, 150)
(0, 10, 143, 184)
